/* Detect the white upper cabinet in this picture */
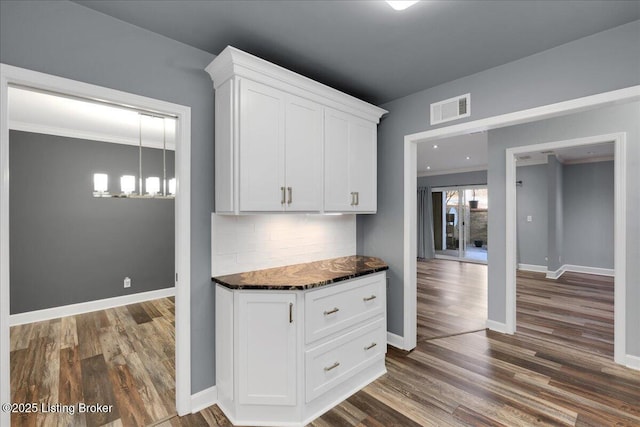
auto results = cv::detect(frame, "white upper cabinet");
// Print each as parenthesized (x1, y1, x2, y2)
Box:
(324, 108, 377, 213)
(238, 78, 286, 212)
(206, 46, 386, 214)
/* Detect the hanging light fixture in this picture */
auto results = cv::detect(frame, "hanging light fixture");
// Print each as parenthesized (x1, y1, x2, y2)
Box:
(92, 112, 175, 199)
(93, 173, 108, 196)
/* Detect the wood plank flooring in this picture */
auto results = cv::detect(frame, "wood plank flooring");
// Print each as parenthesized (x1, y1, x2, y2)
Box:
(417, 259, 487, 341)
(11, 265, 639, 427)
(10, 297, 176, 427)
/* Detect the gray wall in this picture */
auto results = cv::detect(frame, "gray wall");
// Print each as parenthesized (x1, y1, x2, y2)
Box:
(547, 156, 564, 272)
(1, 0, 216, 393)
(10, 130, 174, 313)
(417, 169, 487, 188)
(516, 161, 615, 270)
(563, 161, 614, 269)
(488, 101, 639, 356)
(358, 20, 640, 340)
(516, 164, 548, 267)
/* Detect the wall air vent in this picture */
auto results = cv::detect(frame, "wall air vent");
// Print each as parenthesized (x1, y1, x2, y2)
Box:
(430, 93, 471, 125)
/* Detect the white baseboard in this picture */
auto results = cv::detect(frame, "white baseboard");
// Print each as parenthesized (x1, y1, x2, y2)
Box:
(191, 385, 218, 414)
(624, 354, 640, 371)
(563, 264, 615, 277)
(517, 263, 547, 273)
(9, 287, 175, 326)
(545, 266, 566, 280)
(486, 319, 509, 334)
(386, 331, 405, 349)
(545, 264, 614, 280)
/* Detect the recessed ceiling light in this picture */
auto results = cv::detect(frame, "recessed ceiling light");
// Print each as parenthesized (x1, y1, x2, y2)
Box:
(466, 156, 470, 160)
(386, 1, 419, 11)
(433, 144, 438, 149)
(426, 166, 431, 170)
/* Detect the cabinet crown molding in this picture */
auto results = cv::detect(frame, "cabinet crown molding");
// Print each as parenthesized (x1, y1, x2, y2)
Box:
(205, 46, 387, 123)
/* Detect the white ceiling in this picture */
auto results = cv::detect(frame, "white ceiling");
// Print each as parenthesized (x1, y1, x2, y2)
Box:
(8, 86, 176, 150)
(72, 0, 640, 104)
(417, 133, 488, 176)
(515, 141, 615, 166)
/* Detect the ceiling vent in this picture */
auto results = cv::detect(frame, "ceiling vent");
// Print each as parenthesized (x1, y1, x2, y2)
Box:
(430, 93, 470, 125)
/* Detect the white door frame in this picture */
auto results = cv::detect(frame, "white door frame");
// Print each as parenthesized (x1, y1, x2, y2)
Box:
(505, 133, 626, 364)
(0, 64, 193, 424)
(400, 85, 640, 353)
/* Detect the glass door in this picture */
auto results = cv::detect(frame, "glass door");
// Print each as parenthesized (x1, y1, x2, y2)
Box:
(433, 186, 487, 263)
(463, 187, 488, 262)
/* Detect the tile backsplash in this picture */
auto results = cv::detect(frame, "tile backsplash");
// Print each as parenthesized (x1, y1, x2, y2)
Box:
(211, 214, 356, 276)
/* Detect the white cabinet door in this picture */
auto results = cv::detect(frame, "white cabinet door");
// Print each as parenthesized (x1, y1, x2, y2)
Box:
(238, 292, 297, 406)
(324, 109, 351, 211)
(348, 120, 377, 213)
(239, 79, 285, 211)
(324, 108, 377, 212)
(284, 95, 323, 212)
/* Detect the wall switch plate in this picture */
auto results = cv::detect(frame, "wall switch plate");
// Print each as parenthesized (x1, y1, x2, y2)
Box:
(526, 215, 533, 222)
(124, 277, 131, 288)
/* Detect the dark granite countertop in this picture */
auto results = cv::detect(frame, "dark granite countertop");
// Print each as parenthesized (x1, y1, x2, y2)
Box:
(212, 255, 388, 290)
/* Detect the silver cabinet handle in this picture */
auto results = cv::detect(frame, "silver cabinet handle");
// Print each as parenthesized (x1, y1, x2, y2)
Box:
(355, 191, 359, 206)
(280, 186, 285, 205)
(323, 307, 339, 316)
(324, 361, 340, 372)
(350, 192, 355, 206)
(364, 342, 377, 351)
(287, 187, 292, 205)
(363, 295, 377, 302)
(289, 302, 293, 323)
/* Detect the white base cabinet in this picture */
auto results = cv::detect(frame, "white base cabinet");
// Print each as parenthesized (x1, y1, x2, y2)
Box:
(215, 272, 387, 426)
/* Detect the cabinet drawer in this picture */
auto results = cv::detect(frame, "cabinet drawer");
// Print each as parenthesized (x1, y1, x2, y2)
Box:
(305, 318, 385, 402)
(305, 273, 385, 344)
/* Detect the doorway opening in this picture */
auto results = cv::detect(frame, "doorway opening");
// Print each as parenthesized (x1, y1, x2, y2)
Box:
(0, 64, 192, 426)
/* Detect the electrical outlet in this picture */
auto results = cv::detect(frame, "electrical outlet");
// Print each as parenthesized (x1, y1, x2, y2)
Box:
(124, 277, 131, 288)
(526, 215, 532, 222)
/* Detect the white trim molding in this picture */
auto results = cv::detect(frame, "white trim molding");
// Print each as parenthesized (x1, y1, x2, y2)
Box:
(9, 287, 175, 326)
(386, 331, 405, 349)
(625, 354, 640, 371)
(545, 266, 567, 280)
(191, 386, 218, 414)
(517, 264, 547, 273)
(545, 264, 615, 279)
(403, 86, 639, 365)
(0, 63, 193, 425)
(485, 320, 509, 334)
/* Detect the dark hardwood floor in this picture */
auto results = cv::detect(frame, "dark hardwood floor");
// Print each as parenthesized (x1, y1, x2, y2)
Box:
(11, 265, 639, 426)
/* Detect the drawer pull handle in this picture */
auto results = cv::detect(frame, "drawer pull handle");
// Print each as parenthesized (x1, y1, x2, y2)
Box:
(324, 361, 340, 372)
(324, 307, 339, 316)
(289, 302, 293, 323)
(363, 295, 377, 302)
(364, 342, 377, 351)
